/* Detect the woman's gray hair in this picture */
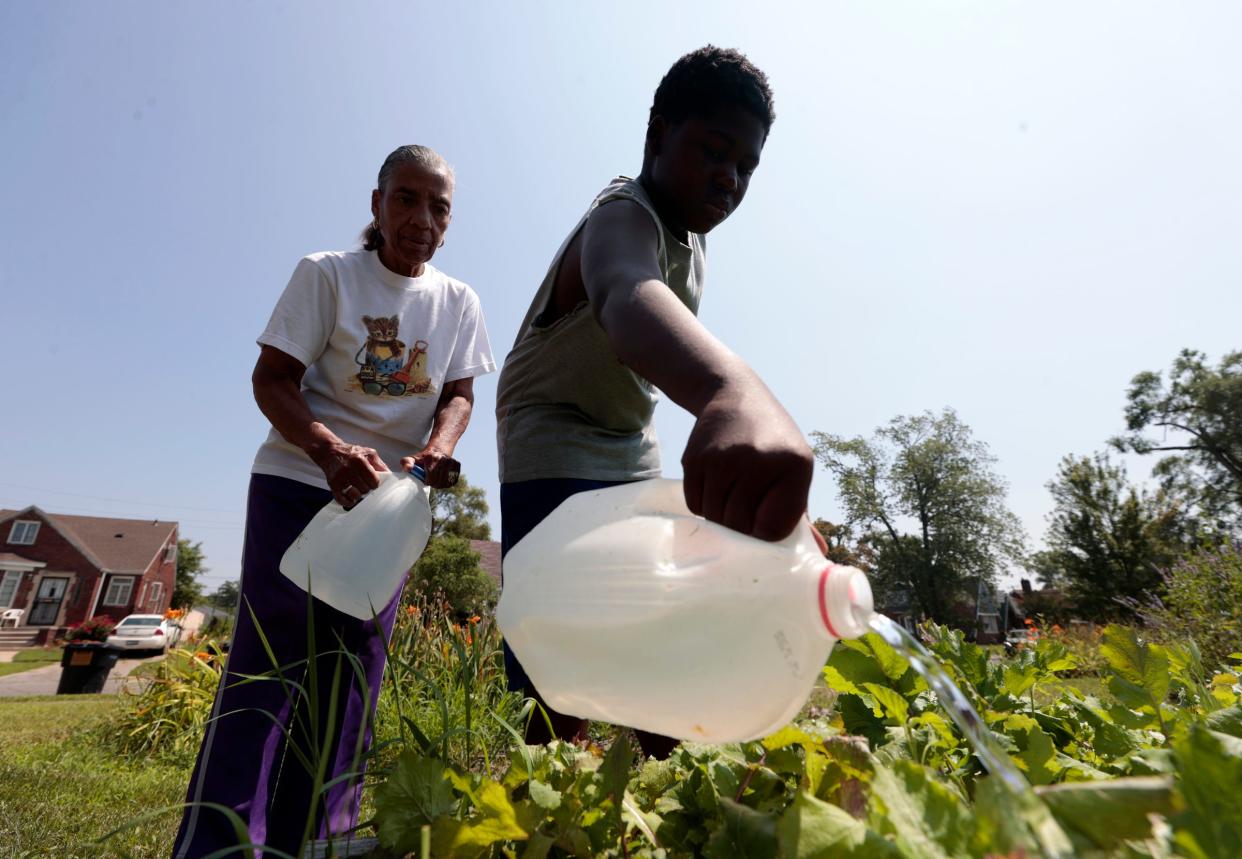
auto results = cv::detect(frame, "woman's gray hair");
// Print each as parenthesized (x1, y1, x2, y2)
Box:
(362, 145, 454, 251)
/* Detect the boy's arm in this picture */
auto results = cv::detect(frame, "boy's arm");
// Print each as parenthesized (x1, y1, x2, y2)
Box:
(580, 200, 814, 541)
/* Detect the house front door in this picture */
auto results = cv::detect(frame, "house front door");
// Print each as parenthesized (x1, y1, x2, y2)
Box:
(28, 576, 69, 626)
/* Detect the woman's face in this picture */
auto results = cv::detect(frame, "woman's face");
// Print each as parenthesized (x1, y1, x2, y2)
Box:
(371, 161, 454, 277)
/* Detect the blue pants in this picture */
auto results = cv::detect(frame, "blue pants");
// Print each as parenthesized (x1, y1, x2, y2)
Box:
(172, 475, 402, 858)
(499, 478, 625, 693)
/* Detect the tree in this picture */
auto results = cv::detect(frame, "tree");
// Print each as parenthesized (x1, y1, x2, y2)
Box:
(408, 535, 498, 618)
(866, 532, 924, 616)
(1112, 349, 1242, 530)
(429, 475, 492, 540)
(1039, 452, 1188, 620)
(813, 409, 1025, 624)
(209, 579, 239, 612)
(173, 538, 207, 609)
(1024, 549, 1070, 589)
(811, 519, 876, 571)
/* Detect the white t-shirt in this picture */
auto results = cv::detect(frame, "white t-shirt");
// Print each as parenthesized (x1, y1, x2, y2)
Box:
(252, 249, 496, 488)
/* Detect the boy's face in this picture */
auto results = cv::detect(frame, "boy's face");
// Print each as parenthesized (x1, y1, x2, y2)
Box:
(646, 105, 767, 235)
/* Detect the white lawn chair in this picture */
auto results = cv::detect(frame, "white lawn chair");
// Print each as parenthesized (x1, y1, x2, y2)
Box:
(1, 608, 23, 628)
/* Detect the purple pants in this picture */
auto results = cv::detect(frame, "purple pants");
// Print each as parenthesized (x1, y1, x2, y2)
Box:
(172, 474, 402, 859)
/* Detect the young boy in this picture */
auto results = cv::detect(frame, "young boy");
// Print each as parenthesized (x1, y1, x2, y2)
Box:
(495, 46, 815, 757)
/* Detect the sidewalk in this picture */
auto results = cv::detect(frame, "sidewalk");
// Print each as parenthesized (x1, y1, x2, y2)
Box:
(0, 653, 163, 697)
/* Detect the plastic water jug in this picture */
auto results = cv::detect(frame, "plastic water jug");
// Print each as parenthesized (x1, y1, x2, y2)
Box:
(496, 478, 874, 743)
(280, 467, 432, 619)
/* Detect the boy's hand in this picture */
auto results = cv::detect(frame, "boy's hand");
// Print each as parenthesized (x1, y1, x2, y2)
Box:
(681, 381, 814, 542)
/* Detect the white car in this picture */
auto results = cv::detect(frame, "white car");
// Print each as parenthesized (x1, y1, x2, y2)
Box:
(106, 614, 179, 655)
(1004, 627, 1036, 655)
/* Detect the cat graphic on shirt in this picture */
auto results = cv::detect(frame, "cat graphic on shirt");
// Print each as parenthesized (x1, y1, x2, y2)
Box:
(352, 314, 435, 397)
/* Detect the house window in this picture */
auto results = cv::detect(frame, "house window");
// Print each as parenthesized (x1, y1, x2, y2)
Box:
(7, 521, 40, 546)
(0, 570, 21, 608)
(147, 581, 164, 612)
(102, 576, 135, 607)
(165, 542, 177, 563)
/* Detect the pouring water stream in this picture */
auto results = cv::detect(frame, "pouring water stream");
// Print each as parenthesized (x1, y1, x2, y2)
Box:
(862, 613, 1074, 858)
(865, 612, 1030, 796)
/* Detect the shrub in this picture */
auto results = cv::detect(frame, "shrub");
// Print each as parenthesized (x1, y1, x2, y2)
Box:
(1144, 539, 1242, 669)
(105, 643, 225, 764)
(407, 535, 498, 620)
(1030, 619, 1107, 676)
(371, 590, 522, 776)
(64, 615, 115, 643)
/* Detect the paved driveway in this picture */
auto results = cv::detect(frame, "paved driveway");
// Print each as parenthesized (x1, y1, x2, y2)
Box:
(0, 653, 164, 697)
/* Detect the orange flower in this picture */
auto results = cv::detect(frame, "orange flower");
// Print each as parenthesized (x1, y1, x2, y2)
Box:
(405, 605, 417, 616)
(468, 615, 481, 625)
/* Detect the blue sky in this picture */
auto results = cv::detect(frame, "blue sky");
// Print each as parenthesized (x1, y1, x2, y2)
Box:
(2, 2, 1239, 592)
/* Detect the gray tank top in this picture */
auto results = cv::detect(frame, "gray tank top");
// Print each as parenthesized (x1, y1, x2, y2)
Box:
(496, 176, 706, 483)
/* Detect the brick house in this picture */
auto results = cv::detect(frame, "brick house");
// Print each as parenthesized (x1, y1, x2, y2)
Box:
(469, 539, 502, 586)
(0, 506, 178, 646)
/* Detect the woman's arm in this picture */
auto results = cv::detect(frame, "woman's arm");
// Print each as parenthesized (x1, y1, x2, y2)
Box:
(401, 377, 473, 488)
(252, 344, 388, 506)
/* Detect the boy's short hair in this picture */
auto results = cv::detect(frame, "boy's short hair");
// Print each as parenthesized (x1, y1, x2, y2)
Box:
(649, 45, 776, 136)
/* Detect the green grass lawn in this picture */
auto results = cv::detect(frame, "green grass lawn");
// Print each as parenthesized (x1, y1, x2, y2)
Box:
(0, 695, 187, 858)
(0, 648, 63, 677)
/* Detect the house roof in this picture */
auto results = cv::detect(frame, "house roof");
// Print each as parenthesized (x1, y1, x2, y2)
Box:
(469, 539, 502, 583)
(0, 552, 46, 569)
(0, 507, 177, 574)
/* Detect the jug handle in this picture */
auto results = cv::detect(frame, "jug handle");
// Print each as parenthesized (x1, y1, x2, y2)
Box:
(332, 466, 421, 517)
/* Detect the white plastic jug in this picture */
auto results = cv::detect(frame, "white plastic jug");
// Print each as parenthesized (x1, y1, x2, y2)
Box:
(496, 479, 874, 743)
(279, 468, 432, 619)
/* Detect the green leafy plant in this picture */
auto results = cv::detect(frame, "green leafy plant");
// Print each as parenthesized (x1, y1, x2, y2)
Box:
(98, 604, 1242, 859)
(358, 621, 1242, 858)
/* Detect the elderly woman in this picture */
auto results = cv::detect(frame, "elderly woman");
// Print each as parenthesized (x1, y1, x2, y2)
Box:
(173, 145, 495, 858)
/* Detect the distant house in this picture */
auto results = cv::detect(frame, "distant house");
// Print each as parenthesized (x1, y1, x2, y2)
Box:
(180, 603, 233, 637)
(1005, 581, 1070, 627)
(0, 506, 178, 647)
(874, 586, 916, 630)
(470, 539, 502, 586)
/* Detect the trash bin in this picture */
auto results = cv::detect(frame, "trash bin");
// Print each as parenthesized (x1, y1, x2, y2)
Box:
(57, 643, 121, 694)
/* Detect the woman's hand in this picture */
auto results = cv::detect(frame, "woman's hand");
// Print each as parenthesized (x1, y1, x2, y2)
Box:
(311, 441, 389, 508)
(402, 448, 461, 489)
